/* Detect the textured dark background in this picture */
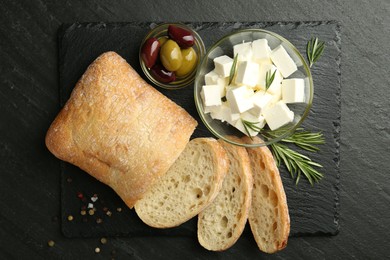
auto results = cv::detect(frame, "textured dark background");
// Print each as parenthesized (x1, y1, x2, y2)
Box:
(0, 1, 389, 259)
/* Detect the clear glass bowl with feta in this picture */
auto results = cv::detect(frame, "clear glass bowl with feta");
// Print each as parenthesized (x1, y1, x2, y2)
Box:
(194, 29, 313, 147)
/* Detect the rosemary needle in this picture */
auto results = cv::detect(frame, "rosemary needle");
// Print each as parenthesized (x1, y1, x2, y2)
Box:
(265, 128, 325, 185)
(307, 37, 325, 68)
(266, 128, 325, 152)
(228, 54, 238, 85)
(271, 142, 323, 185)
(265, 69, 276, 91)
(241, 119, 263, 140)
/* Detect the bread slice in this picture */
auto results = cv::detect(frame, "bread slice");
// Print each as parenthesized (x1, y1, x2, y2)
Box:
(242, 136, 290, 253)
(134, 137, 229, 228)
(197, 137, 253, 251)
(45, 51, 197, 208)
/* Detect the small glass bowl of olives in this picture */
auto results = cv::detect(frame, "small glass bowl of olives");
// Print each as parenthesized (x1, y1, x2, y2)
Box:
(139, 23, 205, 89)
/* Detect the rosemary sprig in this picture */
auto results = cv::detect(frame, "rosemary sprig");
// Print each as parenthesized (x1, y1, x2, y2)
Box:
(266, 128, 325, 152)
(242, 119, 263, 140)
(264, 128, 325, 185)
(228, 54, 238, 85)
(307, 37, 325, 68)
(265, 70, 276, 91)
(270, 142, 323, 185)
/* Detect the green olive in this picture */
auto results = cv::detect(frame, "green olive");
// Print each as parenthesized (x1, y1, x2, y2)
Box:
(160, 39, 182, 72)
(158, 36, 168, 46)
(175, 47, 198, 77)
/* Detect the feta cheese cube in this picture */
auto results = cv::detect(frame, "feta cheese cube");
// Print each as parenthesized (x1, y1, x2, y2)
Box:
(270, 89, 282, 104)
(204, 70, 219, 85)
(234, 112, 265, 137)
(270, 45, 297, 78)
(217, 77, 229, 97)
(252, 39, 271, 62)
(241, 111, 266, 129)
(263, 101, 294, 130)
(201, 85, 222, 106)
(282, 78, 305, 103)
(234, 120, 255, 136)
(214, 55, 233, 77)
(249, 91, 273, 117)
(210, 102, 239, 124)
(226, 86, 254, 113)
(209, 103, 228, 121)
(255, 58, 273, 67)
(235, 61, 259, 87)
(233, 42, 253, 61)
(216, 82, 226, 98)
(203, 105, 219, 114)
(225, 85, 236, 96)
(204, 70, 227, 97)
(257, 63, 282, 95)
(211, 110, 225, 122)
(230, 112, 241, 123)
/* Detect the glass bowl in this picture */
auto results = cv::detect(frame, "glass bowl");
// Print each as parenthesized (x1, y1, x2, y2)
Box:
(139, 23, 206, 89)
(194, 29, 313, 147)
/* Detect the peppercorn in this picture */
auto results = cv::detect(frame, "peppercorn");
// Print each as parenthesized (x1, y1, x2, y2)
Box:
(77, 192, 84, 199)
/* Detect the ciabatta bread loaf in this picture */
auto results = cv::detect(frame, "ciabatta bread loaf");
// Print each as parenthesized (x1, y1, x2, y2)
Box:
(45, 51, 197, 208)
(197, 137, 253, 251)
(242, 136, 290, 253)
(134, 138, 229, 228)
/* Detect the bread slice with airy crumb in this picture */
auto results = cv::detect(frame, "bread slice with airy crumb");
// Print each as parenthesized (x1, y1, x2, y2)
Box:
(134, 137, 229, 228)
(242, 136, 290, 254)
(197, 137, 253, 251)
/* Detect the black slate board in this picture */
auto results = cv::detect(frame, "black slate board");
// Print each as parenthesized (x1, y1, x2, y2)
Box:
(58, 22, 340, 238)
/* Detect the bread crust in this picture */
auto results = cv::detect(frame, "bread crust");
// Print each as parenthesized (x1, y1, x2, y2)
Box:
(242, 136, 290, 253)
(197, 136, 253, 251)
(45, 51, 197, 208)
(134, 138, 229, 228)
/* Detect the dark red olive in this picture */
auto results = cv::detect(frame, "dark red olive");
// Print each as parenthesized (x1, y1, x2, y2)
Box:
(168, 25, 195, 48)
(141, 37, 160, 69)
(150, 63, 176, 83)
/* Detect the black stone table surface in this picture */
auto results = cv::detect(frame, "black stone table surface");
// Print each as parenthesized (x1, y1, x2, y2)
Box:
(59, 21, 341, 240)
(0, 1, 389, 259)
